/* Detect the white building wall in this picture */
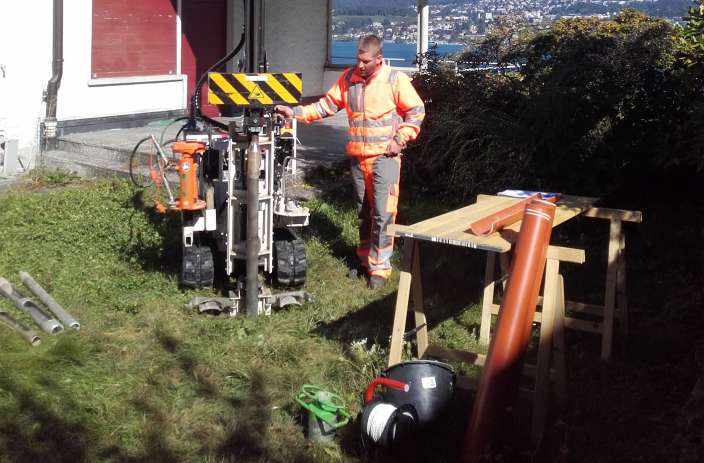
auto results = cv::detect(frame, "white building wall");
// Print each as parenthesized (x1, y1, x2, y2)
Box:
(266, 0, 328, 97)
(58, 0, 185, 121)
(227, 0, 329, 97)
(0, 2, 53, 162)
(1, 0, 332, 165)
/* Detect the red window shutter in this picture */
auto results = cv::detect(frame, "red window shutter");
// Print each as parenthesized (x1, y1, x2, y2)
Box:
(92, 0, 177, 79)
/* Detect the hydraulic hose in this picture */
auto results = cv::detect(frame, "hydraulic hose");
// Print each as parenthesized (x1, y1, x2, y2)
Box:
(190, 31, 246, 129)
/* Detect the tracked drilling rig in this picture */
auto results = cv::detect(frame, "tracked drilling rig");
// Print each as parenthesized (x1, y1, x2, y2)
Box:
(166, 0, 309, 316)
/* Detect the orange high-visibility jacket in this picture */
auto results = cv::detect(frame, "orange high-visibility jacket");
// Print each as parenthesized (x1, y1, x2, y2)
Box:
(293, 64, 425, 157)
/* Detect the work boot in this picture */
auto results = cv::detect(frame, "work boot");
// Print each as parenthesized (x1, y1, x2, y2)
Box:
(368, 275, 386, 290)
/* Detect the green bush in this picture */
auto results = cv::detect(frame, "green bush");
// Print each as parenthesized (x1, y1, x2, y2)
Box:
(405, 7, 704, 201)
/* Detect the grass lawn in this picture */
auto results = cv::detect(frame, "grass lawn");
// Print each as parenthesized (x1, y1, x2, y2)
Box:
(2, 166, 702, 463)
(0, 169, 485, 463)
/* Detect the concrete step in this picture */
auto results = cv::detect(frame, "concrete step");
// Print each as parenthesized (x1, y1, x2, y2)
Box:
(42, 149, 131, 180)
(56, 138, 136, 164)
(0, 177, 22, 191)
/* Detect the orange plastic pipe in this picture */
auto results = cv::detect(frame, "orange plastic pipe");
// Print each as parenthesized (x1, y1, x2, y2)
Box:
(468, 194, 558, 237)
(173, 141, 207, 211)
(461, 199, 556, 462)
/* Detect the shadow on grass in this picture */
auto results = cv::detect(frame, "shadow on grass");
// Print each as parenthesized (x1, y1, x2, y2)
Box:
(0, 328, 316, 463)
(121, 189, 183, 278)
(152, 327, 315, 463)
(302, 161, 360, 268)
(315, 241, 489, 349)
(0, 373, 91, 463)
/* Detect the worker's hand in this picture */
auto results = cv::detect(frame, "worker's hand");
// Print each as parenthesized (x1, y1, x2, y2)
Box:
(385, 139, 404, 157)
(274, 105, 294, 118)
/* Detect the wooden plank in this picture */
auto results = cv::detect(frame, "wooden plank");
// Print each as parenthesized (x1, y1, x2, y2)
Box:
(601, 219, 621, 361)
(553, 274, 567, 407)
(389, 228, 510, 253)
(479, 252, 497, 346)
(564, 317, 603, 334)
(392, 196, 516, 236)
(388, 195, 597, 253)
(617, 231, 629, 338)
(532, 258, 559, 445)
(409, 201, 499, 233)
(536, 297, 604, 316)
(388, 240, 415, 367)
(478, 193, 599, 210)
(411, 241, 428, 358)
(583, 207, 642, 223)
(546, 246, 585, 264)
(438, 203, 594, 251)
(424, 345, 557, 380)
(563, 301, 604, 316)
(421, 196, 519, 237)
(490, 304, 603, 333)
(499, 252, 510, 293)
(426, 345, 486, 366)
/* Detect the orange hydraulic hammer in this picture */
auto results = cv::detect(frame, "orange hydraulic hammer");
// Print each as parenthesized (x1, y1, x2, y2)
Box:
(172, 141, 207, 211)
(462, 198, 557, 462)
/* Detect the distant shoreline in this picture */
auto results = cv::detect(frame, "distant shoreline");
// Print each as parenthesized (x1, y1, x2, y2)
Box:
(333, 39, 467, 46)
(331, 40, 465, 67)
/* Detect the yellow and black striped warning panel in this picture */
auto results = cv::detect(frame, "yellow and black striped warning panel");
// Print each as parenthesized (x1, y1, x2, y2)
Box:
(208, 72, 302, 106)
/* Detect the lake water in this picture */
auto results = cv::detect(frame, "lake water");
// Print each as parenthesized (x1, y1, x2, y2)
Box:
(331, 41, 464, 67)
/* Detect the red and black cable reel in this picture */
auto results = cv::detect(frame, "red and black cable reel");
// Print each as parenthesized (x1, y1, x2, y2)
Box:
(360, 360, 456, 450)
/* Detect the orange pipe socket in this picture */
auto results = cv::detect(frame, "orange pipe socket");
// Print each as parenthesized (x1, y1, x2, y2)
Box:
(461, 199, 557, 462)
(172, 141, 207, 211)
(468, 194, 558, 237)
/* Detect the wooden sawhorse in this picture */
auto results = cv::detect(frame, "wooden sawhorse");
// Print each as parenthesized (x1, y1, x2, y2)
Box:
(479, 208, 643, 362)
(386, 194, 598, 444)
(389, 239, 584, 445)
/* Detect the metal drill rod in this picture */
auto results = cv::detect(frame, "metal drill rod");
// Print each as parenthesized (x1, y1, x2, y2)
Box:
(19, 272, 80, 330)
(246, 134, 261, 317)
(0, 311, 41, 346)
(0, 278, 63, 335)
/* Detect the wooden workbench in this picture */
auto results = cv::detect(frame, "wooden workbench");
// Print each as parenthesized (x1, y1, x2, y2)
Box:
(385, 193, 640, 444)
(389, 194, 596, 253)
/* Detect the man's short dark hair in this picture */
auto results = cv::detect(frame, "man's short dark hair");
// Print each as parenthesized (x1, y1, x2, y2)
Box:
(358, 34, 383, 56)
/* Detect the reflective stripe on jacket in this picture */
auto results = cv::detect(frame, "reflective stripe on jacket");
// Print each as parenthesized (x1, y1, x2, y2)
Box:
(292, 64, 425, 157)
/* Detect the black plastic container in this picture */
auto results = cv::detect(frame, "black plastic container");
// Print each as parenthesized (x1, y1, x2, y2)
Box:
(381, 360, 455, 427)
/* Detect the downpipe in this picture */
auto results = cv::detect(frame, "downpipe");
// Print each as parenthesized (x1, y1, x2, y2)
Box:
(246, 135, 261, 317)
(0, 278, 63, 335)
(462, 199, 556, 462)
(43, 0, 64, 150)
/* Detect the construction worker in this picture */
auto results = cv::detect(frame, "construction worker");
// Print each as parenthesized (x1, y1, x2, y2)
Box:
(275, 34, 425, 289)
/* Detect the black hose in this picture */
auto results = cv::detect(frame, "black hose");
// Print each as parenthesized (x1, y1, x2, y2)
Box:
(190, 31, 247, 129)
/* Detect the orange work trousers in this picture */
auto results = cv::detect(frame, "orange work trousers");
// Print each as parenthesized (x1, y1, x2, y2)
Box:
(350, 154, 401, 279)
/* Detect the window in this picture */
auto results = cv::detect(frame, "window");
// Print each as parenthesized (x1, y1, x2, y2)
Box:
(91, 0, 178, 79)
